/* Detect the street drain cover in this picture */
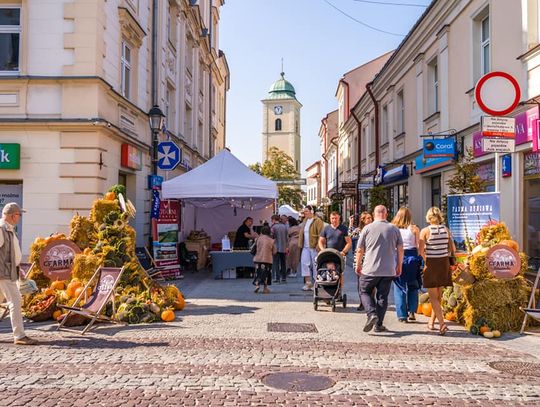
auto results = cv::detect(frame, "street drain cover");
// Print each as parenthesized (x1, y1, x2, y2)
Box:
(267, 323, 318, 333)
(262, 372, 335, 392)
(489, 361, 540, 377)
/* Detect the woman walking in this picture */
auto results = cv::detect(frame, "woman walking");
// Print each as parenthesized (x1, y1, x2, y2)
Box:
(252, 226, 276, 294)
(419, 207, 455, 335)
(352, 212, 373, 311)
(286, 217, 301, 277)
(391, 207, 423, 323)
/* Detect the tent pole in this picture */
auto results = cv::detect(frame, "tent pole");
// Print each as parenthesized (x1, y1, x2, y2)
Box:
(194, 206, 198, 231)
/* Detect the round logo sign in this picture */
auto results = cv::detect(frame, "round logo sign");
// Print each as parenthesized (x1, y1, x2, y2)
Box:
(475, 71, 521, 116)
(486, 244, 521, 279)
(39, 239, 81, 281)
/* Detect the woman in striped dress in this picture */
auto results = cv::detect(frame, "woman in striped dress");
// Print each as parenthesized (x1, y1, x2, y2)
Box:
(419, 207, 455, 335)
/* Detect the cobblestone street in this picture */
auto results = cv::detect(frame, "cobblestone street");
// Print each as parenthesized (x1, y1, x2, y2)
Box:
(1, 262, 539, 406)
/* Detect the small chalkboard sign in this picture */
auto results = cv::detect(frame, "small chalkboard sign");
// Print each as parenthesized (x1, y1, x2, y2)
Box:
(135, 247, 153, 271)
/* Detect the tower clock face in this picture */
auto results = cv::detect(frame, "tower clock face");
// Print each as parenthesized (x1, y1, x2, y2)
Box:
(274, 105, 283, 115)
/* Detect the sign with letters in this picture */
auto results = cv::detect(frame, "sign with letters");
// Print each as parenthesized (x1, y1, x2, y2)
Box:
(423, 138, 456, 158)
(0, 144, 20, 169)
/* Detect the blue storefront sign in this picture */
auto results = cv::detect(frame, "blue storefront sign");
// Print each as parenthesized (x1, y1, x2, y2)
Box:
(382, 164, 408, 185)
(415, 155, 454, 174)
(447, 192, 500, 252)
(502, 154, 512, 177)
(423, 138, 456, 158)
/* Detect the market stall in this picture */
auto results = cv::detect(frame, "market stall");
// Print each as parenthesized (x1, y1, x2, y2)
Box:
(278, 204, 300, 220)
(162, 148, 278, 248)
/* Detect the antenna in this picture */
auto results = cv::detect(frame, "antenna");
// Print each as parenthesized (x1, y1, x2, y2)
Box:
(281, 58, 284, 78)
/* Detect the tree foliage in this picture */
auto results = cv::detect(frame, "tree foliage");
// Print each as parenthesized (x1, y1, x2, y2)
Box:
(368, 186, 389, 214)
(447, 147, 486, 194)
(249, 147, 303, 209)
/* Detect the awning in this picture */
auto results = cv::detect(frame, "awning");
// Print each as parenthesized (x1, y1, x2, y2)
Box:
(382, 164, 408, 185)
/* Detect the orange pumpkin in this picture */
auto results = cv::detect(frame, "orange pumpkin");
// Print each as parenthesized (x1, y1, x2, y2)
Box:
(173, 296, 185, 311)
(499, 239, 519, 252)
(445, 312, 456, 321)
(104, 191, 116, 200)
(43, 287, 55, 296)
(52, 310, 62, 320)
(161, 309, 175, 322)
(50, 280, 65, 290)
(65, 286, 76, 298)
(74, 287, 84, 298)
(68, 279, 82, 291)
(416, 303, 423, 314)
(422, 302, 433, 317)
(479, 326, 491, 334)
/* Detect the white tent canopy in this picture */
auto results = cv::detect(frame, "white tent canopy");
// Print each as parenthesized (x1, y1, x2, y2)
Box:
(162, 149, 278, 209)
(278, 204, 300, 219)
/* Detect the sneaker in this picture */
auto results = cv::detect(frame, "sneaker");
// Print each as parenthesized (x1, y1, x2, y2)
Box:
(281, 279, 287, 284)
(357, 303, 364, 311)
(374, 325, 388, 333)
(408, 312, 416, 321)
(363, 315, 379, 332)
(398, 318, 408, 323)
(291, 273, 297, 277)
(14, 336, 38, 345)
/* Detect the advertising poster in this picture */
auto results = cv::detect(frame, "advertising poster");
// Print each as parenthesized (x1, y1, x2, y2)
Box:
(0, 183, 23, 242)
(152, 200, 181, 279)
(447, 192, 500, 252)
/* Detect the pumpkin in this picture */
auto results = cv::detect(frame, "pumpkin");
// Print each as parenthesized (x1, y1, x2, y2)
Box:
(492, 330, 501, 338)
(421, 302, 432, 317)
(444, 312, 456, 321)
(52, 310, 62, 320)
(50, 280, 65, 290)
(68, 279, 82, 291)
(74, 287, 84, 298)
(499, 239, 519, 252)
(43, 287, 55, 296)
(173, 296, 185, 311)
(66, 286, 76, 298)
(483, 331, 494, 339)
(416, 303, 423, 314)
(161, 309, 175, 322)
(479, 326, 491, 335)
(104, 191, 116, 201)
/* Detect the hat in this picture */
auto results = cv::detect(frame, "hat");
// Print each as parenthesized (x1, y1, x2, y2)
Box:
(2, 202, 25, 215)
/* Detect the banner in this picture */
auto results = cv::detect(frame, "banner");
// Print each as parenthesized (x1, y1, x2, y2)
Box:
(447, 192, 500, 252)
(152, 200, 182, 279)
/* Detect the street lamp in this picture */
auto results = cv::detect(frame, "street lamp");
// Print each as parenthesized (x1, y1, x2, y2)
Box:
(148, 105, 165, 174)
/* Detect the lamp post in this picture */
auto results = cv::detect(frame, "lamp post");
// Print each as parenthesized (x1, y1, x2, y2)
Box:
(148, 105, 165, 175)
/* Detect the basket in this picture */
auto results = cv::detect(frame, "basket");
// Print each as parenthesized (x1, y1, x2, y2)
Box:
(25, 295, 57, 322)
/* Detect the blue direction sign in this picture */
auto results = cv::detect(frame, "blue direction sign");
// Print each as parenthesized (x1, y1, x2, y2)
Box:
(157, 141, 181, 171)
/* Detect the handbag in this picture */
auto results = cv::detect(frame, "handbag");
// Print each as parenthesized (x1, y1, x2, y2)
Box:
(17, 278, 38, 296)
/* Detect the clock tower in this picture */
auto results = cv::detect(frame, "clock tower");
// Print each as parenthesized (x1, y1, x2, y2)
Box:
(262, 72, 302, 172)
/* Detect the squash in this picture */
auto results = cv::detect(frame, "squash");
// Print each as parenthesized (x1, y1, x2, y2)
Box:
(50, 280, 65, 290)
(416, 303, 423, 314)
(43, 287, 55, 296)
(444, 312, 456, 321)
(52, 310, 62, 320)
(483, 331, 494, 339)
(67, 279, 82, 291)
(173, 296, 185, 311)
(104, 191, 116, 201)
(74, 287, 84, 298)
(422, 302, 432, 317)
(492, 330, 501, 338)
(161, 309, 175, 322)
(479, 326, 491, 335)
(499, 239, 519, 252)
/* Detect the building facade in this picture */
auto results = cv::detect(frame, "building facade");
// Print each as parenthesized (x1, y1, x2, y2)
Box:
(325, 0, 540, 258)
(0, 0, 228, 254)
(305, 160, 321, 207)
(261, 72, 302, 172)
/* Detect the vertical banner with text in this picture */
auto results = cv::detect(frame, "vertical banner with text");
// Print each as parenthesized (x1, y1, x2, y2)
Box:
(152, 200, 181, 279)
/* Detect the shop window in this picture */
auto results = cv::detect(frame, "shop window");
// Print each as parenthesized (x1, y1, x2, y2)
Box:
(431, 175, 441, 208)
(0, 7, 21, 73)
(275, 118, 282, 131)
(525, 178, 540, 258)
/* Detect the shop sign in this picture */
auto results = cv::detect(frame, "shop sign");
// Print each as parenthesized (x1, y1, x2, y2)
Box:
(477, 162, 495, 183)
(341, 181, 357, 190)
(515, 106, 538, 146)
(502, 154, 512, 177)
(151, 200, 181, 279)
(0, 143, 20, 170)
(481, 116, 515, 138)
(524, 151, 540, 178)
(482, 137, 515, 153)
(447, 192, 500, 252)
(473, 131, 487, 158)
(486, 244, 521, 279)
(148, 175, 163, 190)
(423, 138, 456, 158)
(121, 143, 142, 170)
(358, 183, 373, 190)
(373, 166, 384, 186)
(414, 155, 454, 174)
(330, 192, 345, 202)
(382, 164, 408, 185)
(39, 239, 81, 281)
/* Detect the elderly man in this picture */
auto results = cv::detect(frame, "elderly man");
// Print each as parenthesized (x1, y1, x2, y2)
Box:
(298, 205, 324, 291)
(355, 205, 403, 333)
(0, 203, 38, 345)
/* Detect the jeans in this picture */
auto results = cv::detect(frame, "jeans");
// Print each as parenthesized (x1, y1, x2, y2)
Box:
(359, 275, 393, 326)
(0, 279, 26, 340)
(393, 282, 419, 320)
(272, 252, 287, 281)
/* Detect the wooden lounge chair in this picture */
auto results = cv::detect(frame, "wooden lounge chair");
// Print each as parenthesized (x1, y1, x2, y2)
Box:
(58, 266, 125, 335)
(520, 267, 540, 334)
(135, 246, 165, 281)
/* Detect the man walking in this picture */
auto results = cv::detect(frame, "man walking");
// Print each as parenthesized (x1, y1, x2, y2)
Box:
(270, 214, 288, 283)
(298, 205, 324, 291)
(318, 211, 352, 256)
(0, 203, 38, 345)
(355, 205, 403, 333)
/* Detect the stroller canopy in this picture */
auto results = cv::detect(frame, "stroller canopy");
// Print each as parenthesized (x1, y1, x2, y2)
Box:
(317, 248, 345, 272)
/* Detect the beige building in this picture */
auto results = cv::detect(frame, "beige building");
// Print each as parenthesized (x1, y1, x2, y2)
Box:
(305, 160, 321, 207)
(0, 0, 228, 254)
(262, 72, 302, 172)
(331, 0, 540, 258)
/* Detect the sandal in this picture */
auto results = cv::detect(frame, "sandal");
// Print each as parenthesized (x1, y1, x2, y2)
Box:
(427, 321, 436, 331)
(439, 324, 449, 336)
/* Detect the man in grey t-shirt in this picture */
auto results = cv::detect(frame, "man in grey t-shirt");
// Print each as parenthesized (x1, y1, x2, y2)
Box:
(355, 205, 403, 333)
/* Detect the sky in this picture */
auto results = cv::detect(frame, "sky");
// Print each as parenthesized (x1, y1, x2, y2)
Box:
(219, 0, 432, 172)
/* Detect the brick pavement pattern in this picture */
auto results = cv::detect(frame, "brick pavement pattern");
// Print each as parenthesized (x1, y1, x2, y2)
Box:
(1, 261, 539, 406)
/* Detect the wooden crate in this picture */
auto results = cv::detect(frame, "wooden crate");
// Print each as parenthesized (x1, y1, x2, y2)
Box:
(185, 238, 210, 270)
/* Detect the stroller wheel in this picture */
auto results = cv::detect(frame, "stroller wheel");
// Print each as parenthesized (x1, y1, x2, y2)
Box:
(342, 294, 347, 308)
(331, 299, 336, 312)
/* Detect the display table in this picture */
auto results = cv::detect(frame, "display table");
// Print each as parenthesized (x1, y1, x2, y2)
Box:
(210, 251, 254, 279)
(185, 238, 210, 270)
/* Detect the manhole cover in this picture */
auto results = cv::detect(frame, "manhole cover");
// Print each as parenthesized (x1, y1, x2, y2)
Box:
(489, 361, 540, 377)
(262, 372, 335, 392)
(267, 323, 318, 333)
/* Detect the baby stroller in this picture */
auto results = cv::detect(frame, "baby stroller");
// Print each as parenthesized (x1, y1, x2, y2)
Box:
(313, 248, 347, 312)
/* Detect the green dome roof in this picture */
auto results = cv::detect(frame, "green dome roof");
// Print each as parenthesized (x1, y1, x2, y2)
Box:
(267, 72, 296, 100)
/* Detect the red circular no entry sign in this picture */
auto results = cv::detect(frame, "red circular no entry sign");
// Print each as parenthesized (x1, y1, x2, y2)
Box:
(475, 71, 521, 116)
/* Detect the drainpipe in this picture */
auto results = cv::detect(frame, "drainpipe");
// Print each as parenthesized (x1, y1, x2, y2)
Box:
(330, 137, 339, 194)
(351, 110, 362, 215)
(208, 1, 213, 157)
(152, 0, 158, 105)
(366, 81, 380, 168)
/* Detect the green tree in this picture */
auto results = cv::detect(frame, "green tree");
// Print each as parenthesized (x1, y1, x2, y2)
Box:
(249, 147, 303, 209)
(447, 147, 486, 194)
(368, 186, 389, 215)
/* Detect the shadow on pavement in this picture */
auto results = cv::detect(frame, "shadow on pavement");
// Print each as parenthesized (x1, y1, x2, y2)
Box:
(41, 336, 171, 349)
(182, 303, 259, 316)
